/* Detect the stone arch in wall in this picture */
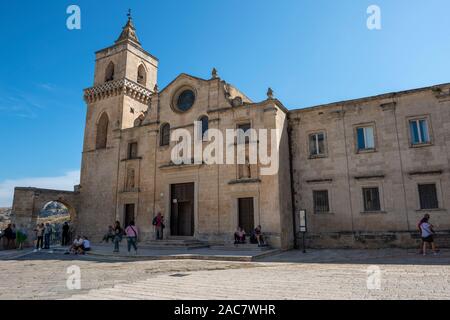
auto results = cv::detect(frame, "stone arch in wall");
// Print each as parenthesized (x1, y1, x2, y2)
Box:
(11, 187, 80, 245)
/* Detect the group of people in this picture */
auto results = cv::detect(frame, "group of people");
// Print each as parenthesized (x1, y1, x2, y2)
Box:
(1, 212, 442, 256)
(99, 212, 165, 255)
(67, 235, 91, 255)
(34, 223, 52, 250)
(234, 225, 267, 247)
(0, 224, 27, 250)
(102, 220, 139, 254)
(33, 221, 71, 251)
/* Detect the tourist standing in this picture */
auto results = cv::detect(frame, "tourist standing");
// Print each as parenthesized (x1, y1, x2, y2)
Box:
(125, 221, 138, 255)
(417, 214, 430, 254)
(16, 225, 27, 250)
(3, 224, 14, 249)
(44, 223, 52, 249)
(34, 223, 45, 250)
(421, 216, 439, 256)
(10, 224, 17, 249)
(62, 222, 70, 246)
(113, 221, 123, 253)
(152, 212, 164, 240)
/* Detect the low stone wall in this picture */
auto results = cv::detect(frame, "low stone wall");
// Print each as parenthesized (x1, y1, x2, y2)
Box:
(301, 231, 450, 249)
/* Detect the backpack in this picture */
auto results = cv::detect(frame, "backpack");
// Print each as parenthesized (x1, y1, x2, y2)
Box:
(152, 217, 157, 226)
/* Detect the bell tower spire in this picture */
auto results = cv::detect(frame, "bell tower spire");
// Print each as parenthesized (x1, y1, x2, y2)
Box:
(115, 9, 141, 46)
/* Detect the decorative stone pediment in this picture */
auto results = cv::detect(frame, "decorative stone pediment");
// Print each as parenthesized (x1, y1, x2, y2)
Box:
(84, 78, 153, 104)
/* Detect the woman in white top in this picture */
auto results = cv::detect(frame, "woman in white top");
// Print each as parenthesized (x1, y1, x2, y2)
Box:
(420, 216, 438, 256)
(81, 237, 91, 253)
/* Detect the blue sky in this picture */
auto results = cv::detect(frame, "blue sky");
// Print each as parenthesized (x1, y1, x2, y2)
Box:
(1, 0, 450, 206)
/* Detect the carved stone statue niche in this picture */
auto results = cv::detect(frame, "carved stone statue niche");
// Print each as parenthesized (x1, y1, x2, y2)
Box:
(126, 168, 136, 191)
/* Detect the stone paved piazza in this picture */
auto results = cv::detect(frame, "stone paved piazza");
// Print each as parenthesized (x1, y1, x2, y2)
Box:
(1, 249, 449, 300)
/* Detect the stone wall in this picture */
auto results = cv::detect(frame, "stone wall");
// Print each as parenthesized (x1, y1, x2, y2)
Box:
(290, 84, 450, 248)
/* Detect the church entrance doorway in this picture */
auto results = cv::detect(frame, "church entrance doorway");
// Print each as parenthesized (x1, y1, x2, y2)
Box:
(170, 183, 195, 237)
(238, 198, 255, 235)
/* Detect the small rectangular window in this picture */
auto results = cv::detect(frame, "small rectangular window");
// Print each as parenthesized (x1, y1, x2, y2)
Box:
(356, 126, 375, 151)
(237, 123, 251, 144)
(410, 119, 430, 145)
(160, 124, 170, 146)
(363, 187, 381, 212)
(128, 142, 138, 159)
(418, 184, 438, 209)
(313, 190, 330, 213)
(309, 132, 325, 156)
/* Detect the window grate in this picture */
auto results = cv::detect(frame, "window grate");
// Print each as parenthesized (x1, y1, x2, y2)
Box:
(313, 190, 330, 213)
(418, 184, 438, 209)
(363, 187, 381, 212)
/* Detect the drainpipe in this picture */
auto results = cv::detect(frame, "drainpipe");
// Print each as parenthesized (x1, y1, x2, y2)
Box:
(287, 117, 299, 249)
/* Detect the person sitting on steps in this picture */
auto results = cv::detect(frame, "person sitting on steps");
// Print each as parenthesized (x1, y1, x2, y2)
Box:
(253, 225, 267, 247)
(101, 225, 115, 243)
(234, 227, 246, 244)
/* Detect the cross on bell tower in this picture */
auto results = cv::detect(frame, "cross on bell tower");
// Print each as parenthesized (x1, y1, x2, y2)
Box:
(115, 9, 141, 45)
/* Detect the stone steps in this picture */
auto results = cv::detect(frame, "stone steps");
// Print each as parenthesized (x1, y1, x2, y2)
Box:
(209, 243, 272, 252)
(141, 239, 209, 250)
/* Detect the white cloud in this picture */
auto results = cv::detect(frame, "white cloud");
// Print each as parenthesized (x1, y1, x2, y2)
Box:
(0, 170, 80, 207)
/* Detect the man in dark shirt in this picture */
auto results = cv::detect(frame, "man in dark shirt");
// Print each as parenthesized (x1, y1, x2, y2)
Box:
(62, 222, 70, 246)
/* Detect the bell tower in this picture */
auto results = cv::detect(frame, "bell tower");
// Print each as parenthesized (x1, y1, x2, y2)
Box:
(78, 14, 158, 237)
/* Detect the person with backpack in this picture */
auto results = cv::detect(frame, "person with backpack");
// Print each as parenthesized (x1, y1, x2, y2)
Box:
(125, 221, 138, 255)
(417, 214, 430, 254)
(16, 225, 27, 250)
(113, 221, 123, 253)
(152, 212, 164, 240)
(420, 215, 439, 256)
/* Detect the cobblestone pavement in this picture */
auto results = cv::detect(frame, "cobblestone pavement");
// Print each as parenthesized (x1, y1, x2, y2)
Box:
(1, 249, 450, 300)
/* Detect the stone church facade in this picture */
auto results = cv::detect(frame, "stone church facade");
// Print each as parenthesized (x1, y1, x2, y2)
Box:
(12, 17, 450, 249)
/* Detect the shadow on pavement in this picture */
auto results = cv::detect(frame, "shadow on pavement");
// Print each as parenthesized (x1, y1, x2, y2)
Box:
(3, 247, 450, 266)
(259, 249, 450, 266)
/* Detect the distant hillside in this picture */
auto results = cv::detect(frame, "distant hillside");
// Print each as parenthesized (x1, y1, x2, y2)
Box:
(0, 208, 11, 215)
(0, 202, 72, 230)
(40, 202, 69, 217)
(0, 208, 12, 229)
